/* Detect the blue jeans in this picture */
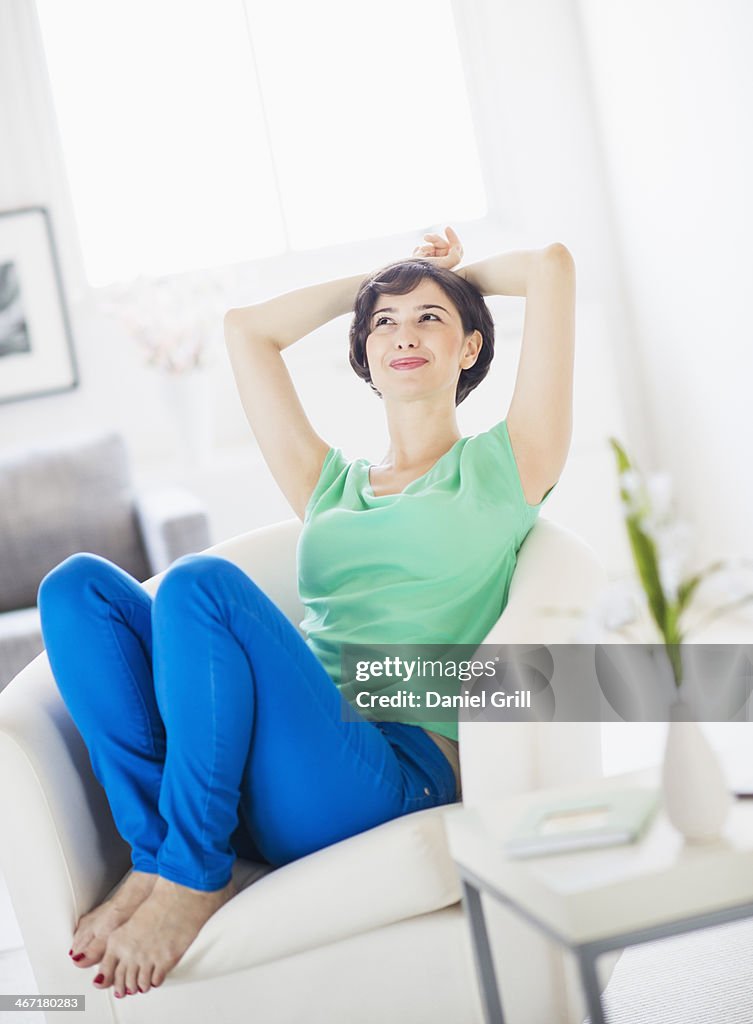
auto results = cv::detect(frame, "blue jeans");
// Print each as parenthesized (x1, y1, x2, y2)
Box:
(37, 553, 457, 891)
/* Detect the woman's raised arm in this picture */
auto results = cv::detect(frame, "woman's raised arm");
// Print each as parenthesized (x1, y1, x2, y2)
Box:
(459, 243, 576, 506)
(224, 272, 368, 353)
(224, 271, 369, 521)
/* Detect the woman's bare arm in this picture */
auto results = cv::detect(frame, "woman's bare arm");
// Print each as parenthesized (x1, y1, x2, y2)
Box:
(224, 272, 369, 352)
(458, 244, 576, 505)
(456, 246, 549, 298)
(223, 272, 370, 521)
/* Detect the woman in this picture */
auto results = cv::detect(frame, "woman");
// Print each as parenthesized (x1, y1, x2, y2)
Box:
(38, 226, 575, 999)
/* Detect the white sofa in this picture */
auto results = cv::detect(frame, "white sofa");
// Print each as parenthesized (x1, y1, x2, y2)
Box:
(0, 516, 607, 1024)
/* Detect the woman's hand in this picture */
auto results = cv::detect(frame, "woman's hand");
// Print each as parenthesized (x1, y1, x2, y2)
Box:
(411, 225, 464, 272)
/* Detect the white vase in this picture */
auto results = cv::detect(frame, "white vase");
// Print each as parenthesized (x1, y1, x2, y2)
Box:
(661, 699, 732, 842)
(161, 370, 212, 467)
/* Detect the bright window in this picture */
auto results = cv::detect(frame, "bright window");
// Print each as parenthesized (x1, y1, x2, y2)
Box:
(35, 0, 487, 287)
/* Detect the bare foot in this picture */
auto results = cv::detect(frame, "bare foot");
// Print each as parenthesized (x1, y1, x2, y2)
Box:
(93, 875, 237, 997)
(69, 870, 157, 969)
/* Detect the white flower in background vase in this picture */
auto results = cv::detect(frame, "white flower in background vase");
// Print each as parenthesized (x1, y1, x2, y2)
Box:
(543, 441, 753, 843)
(608, 439, 753, 843)
(571, 579, 644, 643)
(101, 272, 227, 466)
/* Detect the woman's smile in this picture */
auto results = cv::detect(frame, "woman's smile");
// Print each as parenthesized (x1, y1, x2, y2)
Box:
(389, 357, 428, 370)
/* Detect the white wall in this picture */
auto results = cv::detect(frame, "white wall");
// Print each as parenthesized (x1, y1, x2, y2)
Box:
(576, 0, 753, 563)
(1, 0, 666, 581)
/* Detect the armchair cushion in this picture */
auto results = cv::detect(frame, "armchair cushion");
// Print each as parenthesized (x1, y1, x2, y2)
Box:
(0, 646, 461, 981)
(174, 803, 461, 979)
(0, 433, 150, 612)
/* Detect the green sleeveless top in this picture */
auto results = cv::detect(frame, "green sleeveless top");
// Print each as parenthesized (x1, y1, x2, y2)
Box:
(296, 419, 553, 740)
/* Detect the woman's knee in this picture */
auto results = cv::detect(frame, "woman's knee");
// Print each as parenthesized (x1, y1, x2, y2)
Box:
(155, 554, 256, 608)
(37, 552, 118, 612)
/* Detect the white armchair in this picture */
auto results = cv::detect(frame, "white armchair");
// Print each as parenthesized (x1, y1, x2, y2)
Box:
(0, 516, 606, 1024)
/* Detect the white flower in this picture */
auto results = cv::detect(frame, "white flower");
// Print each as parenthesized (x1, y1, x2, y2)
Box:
(658, 556, 681, 604)
(619, 469, 641, 499)
(651, 521, 693, 605)
(571, 581, 643, 641)
(618, 469, 644, 516)
(661, 521, 692, 559)
(101, 271, 227, 375)
(645, 471, 674, 521)
(597, 581, 641, 630)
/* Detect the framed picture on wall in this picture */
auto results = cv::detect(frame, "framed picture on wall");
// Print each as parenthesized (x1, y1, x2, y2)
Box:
(0, 205, 78, 404)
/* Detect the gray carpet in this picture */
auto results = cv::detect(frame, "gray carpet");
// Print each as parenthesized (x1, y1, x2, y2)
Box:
(587, 917, 753, 1022)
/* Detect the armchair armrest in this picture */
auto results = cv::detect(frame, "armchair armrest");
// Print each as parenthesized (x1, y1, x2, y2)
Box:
(458, 520, 608, 808)
(0, 518, 301, 998)
(489, 519, 607, 644)
(0, 653, 130, 992)
(134, 486, 211, 573)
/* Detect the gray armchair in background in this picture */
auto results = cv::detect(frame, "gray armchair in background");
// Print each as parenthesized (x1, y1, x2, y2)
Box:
(0, 432, 211, 692)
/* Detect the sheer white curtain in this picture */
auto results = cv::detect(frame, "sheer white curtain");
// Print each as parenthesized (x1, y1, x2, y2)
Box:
(0, 0, 86, 301)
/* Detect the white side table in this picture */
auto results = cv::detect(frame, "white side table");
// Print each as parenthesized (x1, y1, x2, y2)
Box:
(445, 768, 753, 1024)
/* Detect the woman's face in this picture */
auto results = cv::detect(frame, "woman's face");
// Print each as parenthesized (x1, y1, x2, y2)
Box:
(364, 279, 481, 403)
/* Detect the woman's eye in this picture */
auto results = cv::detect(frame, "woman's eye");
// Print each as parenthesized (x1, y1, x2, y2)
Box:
(374, 313, 439, 327)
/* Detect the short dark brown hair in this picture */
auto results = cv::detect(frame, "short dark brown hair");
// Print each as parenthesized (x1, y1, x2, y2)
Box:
(348, 260, 495, 406)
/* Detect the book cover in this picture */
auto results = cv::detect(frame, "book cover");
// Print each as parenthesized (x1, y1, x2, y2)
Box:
(504, 786, 660, 859)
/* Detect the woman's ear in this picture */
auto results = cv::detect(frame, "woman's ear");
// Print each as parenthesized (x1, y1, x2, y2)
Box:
(462, 330, 483, 368)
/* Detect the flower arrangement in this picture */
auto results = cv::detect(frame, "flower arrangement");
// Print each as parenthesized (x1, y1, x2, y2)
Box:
(100, 272, 226, 375)
(605, 438, 753, 686)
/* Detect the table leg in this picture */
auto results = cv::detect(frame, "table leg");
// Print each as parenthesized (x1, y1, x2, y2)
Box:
(461, 879, 506, 1024)
(577, 949, 607, 1024)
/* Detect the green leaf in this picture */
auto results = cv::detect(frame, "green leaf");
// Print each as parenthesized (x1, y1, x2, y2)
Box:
(676, 574, 703, 615)
(677, 558, 748, 622)
(625, 516, 667, 637)
(664, 601, 683, 648)
(665, 642, 684, 688)
(608, 437, 631, 474)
